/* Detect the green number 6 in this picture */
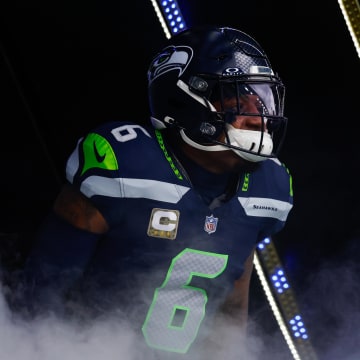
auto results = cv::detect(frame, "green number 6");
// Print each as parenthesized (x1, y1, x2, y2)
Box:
(142, 248, 228, 353)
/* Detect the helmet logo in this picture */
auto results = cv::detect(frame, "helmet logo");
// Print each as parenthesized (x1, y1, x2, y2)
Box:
(223, 66, 274, 76)
(223, 67, 243, 76)
(148, 46, 193, 84)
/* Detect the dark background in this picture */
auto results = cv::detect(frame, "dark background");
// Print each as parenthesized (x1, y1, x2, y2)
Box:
(1, 1, 359, 359)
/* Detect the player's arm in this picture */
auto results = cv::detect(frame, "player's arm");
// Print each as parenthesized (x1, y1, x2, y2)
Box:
(53, 182, 109, 234)
(199, 249, 255, 355)
(218, 248, 255, 326)
(21, 183, 109, 314)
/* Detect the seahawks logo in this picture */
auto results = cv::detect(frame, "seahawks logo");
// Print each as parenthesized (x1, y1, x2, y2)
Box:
(147, 45, 193, 84)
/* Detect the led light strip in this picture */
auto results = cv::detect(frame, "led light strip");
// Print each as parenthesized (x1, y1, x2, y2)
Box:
(256, 238, 319, 360)
(338, 0, 360, 58)
(253, 252, 302, 360)
(149, 0, 187, 39)
(149, 0, 171, 39)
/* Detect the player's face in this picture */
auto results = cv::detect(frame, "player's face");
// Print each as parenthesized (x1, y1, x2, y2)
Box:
(181, 90, 272, 173)
(201, 95, 267, 172)
(212, 94, 267, 132)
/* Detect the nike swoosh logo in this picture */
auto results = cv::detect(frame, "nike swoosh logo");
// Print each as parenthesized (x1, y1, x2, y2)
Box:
(93, 141, 106, 163)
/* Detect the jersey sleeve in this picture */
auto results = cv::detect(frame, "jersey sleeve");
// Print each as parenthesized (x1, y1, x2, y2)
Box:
(19, 211, 101, 315)
(64, 121, 161, 226)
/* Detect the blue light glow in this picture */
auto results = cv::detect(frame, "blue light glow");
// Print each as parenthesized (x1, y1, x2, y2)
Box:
(289, 314, 310, 340)
(257, 237, 271, 250)
(271, 267, 290, 293)
(158, 0, 187, 35)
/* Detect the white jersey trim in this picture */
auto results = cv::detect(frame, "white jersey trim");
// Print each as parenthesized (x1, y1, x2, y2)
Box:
(78, 176, 190, 204)
(238, 196, 293, 221)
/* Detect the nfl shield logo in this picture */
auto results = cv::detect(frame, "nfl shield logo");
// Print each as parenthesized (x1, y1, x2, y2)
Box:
(204, 214, 218, 234)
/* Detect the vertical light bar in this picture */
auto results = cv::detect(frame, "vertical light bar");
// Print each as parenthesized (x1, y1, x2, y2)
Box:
(253, 253, 302, 360)
(256, 238, 319, 360)
(338, 0, 360, 58)
(150, 0, 187, 39)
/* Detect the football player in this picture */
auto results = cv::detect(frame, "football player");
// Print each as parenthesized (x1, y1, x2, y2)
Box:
(19, 26, 293, 358)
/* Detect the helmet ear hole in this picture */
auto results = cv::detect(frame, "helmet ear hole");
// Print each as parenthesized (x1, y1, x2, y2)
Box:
(188, 76, 208, 93)
(200, 122, 217, 136)
(164, 116, 176, 126)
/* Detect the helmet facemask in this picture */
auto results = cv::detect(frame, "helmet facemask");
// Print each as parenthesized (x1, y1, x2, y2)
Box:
(148, 26, 288, 162)
(179, 74, 288, 162)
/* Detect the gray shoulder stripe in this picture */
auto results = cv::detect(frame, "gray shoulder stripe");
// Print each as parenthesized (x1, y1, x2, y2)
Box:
(79, 176, 190, 204)
(66, 138, 82, 183)
(238, 197, 293, 221)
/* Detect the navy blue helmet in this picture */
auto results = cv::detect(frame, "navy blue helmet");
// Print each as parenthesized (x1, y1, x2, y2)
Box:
(147, 26, 287, 162)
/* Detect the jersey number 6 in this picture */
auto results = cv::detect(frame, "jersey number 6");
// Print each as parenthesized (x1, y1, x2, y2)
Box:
(142, 248, 228, 353)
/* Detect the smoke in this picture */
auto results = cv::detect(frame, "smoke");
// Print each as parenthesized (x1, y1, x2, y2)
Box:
(0, 282, 287, 360)
(0, 287, 144, 360)
(296, 237, 360, 360)
(2, 238, 359, 360)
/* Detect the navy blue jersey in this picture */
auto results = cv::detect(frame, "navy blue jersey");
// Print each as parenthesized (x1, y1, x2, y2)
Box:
(61, 120, 292, 356)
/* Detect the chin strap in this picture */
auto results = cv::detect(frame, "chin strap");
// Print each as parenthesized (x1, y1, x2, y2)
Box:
(179, 129, 229, 152)
(225, 124, 273, 162)
(179, 127, 274, 163)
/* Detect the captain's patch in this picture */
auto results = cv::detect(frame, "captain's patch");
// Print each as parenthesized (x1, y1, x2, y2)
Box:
(147, 208, 180, 240)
